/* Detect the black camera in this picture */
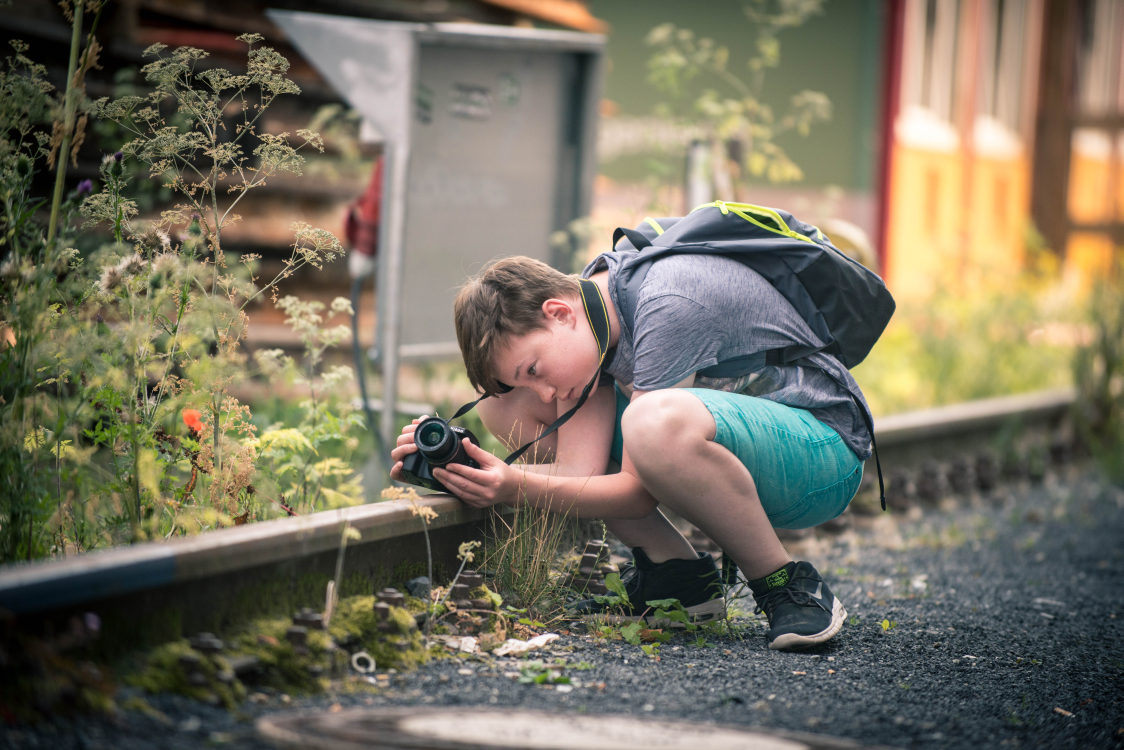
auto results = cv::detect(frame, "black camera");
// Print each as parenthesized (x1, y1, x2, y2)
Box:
(398, 416, 480, 492)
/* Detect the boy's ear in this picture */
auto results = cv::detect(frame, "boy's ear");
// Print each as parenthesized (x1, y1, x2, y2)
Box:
(541, 298, 576, 325)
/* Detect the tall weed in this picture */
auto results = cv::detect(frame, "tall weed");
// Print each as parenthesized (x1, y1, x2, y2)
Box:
(483, 501, 577, 622)
(0, 20, 360, 562)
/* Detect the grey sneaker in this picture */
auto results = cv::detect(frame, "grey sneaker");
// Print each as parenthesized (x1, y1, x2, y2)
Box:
(750, 561, 846, 649)
(572, 547, 726, 626)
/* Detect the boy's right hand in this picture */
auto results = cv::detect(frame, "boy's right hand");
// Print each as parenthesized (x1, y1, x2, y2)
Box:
(388, 416, 426, 481)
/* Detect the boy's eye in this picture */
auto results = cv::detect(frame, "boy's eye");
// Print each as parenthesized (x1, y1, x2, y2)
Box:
(527, 364, 537, 377)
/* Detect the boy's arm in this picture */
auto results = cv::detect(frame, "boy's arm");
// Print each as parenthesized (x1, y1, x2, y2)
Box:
(437, 445, 657, 519)
(388, 383, 615, 483)
(435, 381, 695, 519)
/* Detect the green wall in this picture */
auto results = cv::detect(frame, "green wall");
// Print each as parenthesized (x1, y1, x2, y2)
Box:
(585, 0, 886, 189)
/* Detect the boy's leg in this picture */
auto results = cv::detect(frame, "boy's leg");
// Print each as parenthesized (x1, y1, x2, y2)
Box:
(563, 385, 721, 623)
(621, 388, 860, 648)
(620, 390, 789, 581)
(604, 512, 696, 562)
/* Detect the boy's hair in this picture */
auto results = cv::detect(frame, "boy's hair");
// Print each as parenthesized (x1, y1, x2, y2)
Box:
(454, 256, 580, 394)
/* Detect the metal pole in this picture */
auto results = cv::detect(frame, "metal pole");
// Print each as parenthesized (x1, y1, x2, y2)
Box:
(377, 143, 411, 463)
(685, 138, 711, 210)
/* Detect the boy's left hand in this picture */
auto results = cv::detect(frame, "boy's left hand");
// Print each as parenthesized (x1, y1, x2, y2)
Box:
(432, 439, 516, 508)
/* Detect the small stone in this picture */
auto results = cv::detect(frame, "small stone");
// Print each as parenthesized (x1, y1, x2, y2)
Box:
(376, 588, 405, 607)
(460, 570, 484, 588)
(294, 608, 325, 630)
(285, 625, 308, 647)
(189, 632, 224, 653)
(405, 576, 431, 598)
(178, 652, 202, 671)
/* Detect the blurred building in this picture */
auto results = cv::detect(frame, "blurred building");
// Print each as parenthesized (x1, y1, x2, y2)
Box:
(2, 0, 1120, 311)
(589, 0, 1123, 299)
(885, 0, 1123, 298)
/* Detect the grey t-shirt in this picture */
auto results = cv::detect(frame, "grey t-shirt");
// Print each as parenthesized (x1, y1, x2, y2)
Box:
(582, 251, 873, 460)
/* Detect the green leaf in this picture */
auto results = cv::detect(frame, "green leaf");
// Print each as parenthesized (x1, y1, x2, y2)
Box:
(255, 427, 314, 454)
(619, 622, 643, 646)
(602, 572, 629, 604)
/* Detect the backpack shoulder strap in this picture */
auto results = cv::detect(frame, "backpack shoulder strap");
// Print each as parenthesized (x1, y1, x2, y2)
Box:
(613, 226, 653, 251)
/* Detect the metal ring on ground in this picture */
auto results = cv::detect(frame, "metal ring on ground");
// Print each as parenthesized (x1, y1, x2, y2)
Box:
(349, 650, 375, 674)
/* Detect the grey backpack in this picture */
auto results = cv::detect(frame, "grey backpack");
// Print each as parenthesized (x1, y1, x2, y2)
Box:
(611, 200, 895, 376)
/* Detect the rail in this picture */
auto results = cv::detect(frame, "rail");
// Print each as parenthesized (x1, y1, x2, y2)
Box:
(0, 387, 1079, 656)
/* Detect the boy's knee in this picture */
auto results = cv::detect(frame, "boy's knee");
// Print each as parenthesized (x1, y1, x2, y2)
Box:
(478, 390, 557, 455)
(621, 390, 708, 457)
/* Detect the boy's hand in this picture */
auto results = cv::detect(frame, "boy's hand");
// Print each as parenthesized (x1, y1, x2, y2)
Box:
(388, 416, 425, 482)
(432, 439, 515, 508)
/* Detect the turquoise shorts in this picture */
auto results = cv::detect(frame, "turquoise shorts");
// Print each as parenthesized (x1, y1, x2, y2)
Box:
(610, 386, 862, 529)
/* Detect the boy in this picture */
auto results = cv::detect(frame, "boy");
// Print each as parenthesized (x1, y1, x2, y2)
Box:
(390, 246, 871, 650)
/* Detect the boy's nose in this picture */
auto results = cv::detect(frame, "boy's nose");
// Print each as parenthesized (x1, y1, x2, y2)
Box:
(534, 383, 556, 403)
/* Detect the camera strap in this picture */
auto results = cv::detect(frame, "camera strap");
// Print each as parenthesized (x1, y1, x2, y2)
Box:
(449, 278, 612, 465)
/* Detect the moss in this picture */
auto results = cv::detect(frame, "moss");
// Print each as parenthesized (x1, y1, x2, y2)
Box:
(327, 595, 379, 646)
(402, 594, 428, 615)
(229, 616, 330, 695)
(129, 640, 246, 710)
(388, 605, 418, 635)
(327, 596, 428, 671)
(469, 585, 500, 607)
(121, 588, 438, 710)
(0, 639, 119, 724)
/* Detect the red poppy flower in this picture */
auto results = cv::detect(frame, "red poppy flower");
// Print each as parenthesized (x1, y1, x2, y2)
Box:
(182, 408, 204, 434)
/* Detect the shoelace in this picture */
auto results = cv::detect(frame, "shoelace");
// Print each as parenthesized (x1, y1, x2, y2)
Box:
(754, 582, 830, 619)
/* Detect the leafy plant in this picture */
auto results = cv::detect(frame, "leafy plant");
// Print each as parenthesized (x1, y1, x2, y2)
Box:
(251, 296, 364, 514)
(1, 20, 96, 560)
(853, 253, 1078, 417)
(645, 0, 831, 191)
(517, 660, 571, 686)
(0, 16, 354, 561)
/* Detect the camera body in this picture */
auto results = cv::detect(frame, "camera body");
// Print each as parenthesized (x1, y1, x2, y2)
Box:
(399, 416, 480, 492)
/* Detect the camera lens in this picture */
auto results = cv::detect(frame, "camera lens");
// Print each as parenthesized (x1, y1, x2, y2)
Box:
(418, 422, 446, 449)
(414, 418, 456, 464)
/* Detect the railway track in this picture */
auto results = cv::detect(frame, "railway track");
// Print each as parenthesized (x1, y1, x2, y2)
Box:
(0, 387, 1078, 660)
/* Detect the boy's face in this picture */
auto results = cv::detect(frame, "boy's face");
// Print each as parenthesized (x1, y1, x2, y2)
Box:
(491, 298, 600, 404)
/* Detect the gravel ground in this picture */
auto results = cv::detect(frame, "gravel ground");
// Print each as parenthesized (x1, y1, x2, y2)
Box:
(4, 468, 1122, 750)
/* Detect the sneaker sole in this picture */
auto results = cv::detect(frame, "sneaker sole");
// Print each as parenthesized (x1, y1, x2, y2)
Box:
(767, 597, 847, 650)
(594, 597, 728, 628)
